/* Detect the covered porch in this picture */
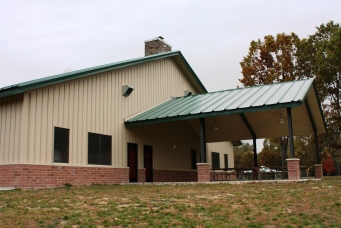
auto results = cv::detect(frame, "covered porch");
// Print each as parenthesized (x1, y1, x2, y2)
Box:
(125, 79, 326, 182)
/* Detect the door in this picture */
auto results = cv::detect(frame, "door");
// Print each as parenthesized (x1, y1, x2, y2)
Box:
(211, 152, 220, 170)
(191, 149, 197, 170)
(128, 143, 138, 182)
(144, 145, 153, 182)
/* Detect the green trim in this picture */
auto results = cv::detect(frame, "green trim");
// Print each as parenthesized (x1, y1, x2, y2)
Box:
(312, 82, 327, 132)
(176, 53, 207, 94)
(0, 51, 207, 98)
(298, 78, 314, 104)
(0, 87, 22, 98)
(125, 101, 303, 127)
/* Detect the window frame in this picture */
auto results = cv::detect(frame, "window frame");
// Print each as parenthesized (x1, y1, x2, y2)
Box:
(53, 127, 69, 163)
(191, 149, 197, 170)
(88, 132, 112, 165)
(224, 154, 228, 169)
(211, 152, 220, 170)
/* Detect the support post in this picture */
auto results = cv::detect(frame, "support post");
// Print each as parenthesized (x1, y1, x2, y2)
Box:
(197, 163, 211, 182)
(199, 118, 206, 163)
(304, 99, 320, 164)
(253, 137, 258, 167)
(315, 131, 320, 164)
(138, 168, 146, 183)
(240, 113, 258, 167)
(286, 158, 301, 180)
(314, 164, 323, 179)
(287, 108, 295, 158)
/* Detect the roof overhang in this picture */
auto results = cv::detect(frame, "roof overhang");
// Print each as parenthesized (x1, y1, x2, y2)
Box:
(125, 79, 326, 143)
(0, 51, 207, 98)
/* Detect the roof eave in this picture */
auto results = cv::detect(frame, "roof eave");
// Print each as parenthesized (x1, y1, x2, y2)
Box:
(176, 52, 207, 93)
(125, 101, 302, 127)
(0, 50, 207, 98)
(0, 87, 22, 98)
(312, 81, 327, 132)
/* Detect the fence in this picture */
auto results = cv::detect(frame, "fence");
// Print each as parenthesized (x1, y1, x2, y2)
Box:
(210, 166, 308, 181)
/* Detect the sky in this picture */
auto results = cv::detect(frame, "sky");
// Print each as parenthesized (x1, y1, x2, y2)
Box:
(1, 0, 341, 151)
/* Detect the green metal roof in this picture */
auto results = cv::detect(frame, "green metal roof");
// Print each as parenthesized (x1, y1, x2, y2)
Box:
(125, 79, 327, 136)
(0, 50, 207, 98)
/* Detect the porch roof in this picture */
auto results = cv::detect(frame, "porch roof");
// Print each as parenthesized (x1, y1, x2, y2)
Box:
(125, 79, 326, 142)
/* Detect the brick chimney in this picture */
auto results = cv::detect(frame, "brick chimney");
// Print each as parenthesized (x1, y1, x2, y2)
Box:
(144, 36, 172, 56)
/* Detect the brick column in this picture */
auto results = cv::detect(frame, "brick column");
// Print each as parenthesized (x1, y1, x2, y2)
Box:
(197, 163, 210, 182)
(314, 164, 323, 179)
(252, 167, 260, 180)
(286, 158, 300, 180)
(138, 168, 146, 183)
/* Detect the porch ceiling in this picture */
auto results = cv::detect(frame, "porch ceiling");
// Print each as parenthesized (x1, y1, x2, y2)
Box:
(125, 79, 326, 142)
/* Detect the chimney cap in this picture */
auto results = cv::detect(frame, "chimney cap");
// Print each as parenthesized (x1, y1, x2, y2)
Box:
(144, 36, 172, 47)
(144, 36, 172, 56)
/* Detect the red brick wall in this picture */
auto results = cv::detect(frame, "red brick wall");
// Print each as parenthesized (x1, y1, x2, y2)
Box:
(286, 158, 300, 180)
(0, 165, 21, 187)
(197, 163, 210, 182)
(0, 164, 129, 189)
(153, 169, 197, 182)
(138, 168, 146, 183)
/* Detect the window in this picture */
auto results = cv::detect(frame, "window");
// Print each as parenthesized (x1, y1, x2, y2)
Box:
(54, 127, 69, 163)
(224, 154, 228, 169)
(191, 149, 197, 170)
(88, 132, 112, 165)
(211, 152, 220, 170)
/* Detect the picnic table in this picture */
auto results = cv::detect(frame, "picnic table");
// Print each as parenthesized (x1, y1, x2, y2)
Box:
(210, 166, 304, 181)
(210, 168, 250, 181)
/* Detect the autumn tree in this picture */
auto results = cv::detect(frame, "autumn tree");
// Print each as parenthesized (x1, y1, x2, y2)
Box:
(240, 33, 302, 167)
(302, 22, 341, 137)
(294, 136, 316, 168)
(263, 137, 289, 167)
(239, 21, 341, 171)
(323, 154, 336, 175)
(303, 21, 341, 172)
(258, 149, 281, 167)
(233, 143, 254, 168)
(240, 32, 301, 86)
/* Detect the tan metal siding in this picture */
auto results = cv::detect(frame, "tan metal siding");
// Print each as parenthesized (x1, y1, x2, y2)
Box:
(17, 58, 200, 168)
(127, 121, 200, 170)
(207, 142, 234, 169)
(0, 94, 23, 164)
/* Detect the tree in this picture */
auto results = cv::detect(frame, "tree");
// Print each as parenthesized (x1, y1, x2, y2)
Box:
(233, 143, 254, 168)
(306, 22, 341, 137)
(258, 149, 281, 167)
(240, 33, 302, 167)
(239, 152, 254, 168)
(240, 33, 301, 86)
(294, 136, 316, 168)
(239, 21, 341, 171)
(263, 138, 288, 167)
(307, 22, 341, 171)
(323, 154, 336, 175)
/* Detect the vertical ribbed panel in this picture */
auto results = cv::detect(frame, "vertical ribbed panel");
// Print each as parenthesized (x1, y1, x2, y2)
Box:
(11, 58, 207, 169)
(0, 94, 23, 164)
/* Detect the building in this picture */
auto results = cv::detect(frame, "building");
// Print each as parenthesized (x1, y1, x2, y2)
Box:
(0, 37, 235, 189)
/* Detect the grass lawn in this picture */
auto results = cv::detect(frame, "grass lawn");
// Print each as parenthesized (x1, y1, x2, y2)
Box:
(0, 177, 341, 228)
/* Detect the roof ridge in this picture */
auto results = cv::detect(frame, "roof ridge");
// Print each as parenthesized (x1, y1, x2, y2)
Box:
(0, 50, 208, 98)
(2, 50, 181, 90)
